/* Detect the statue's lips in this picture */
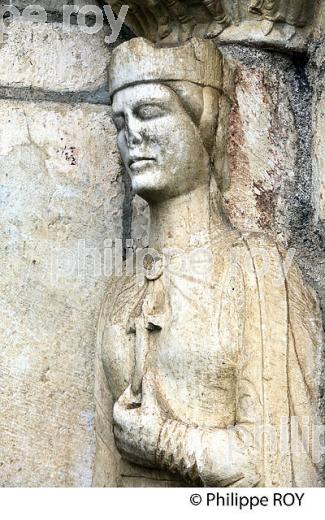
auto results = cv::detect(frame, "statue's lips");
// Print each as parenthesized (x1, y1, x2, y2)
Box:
(129, 158, 156, 171)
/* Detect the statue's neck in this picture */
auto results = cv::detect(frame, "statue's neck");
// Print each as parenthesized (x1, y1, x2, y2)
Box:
(148, 183, 227, 252)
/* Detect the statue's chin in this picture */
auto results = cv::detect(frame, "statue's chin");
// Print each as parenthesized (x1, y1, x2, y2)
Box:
(131, 170, 168, 202)
(132, 185, 163, 203)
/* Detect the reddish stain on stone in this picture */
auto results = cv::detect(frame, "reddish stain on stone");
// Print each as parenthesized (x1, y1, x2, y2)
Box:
(227, 100, 249, 179)
(253, 182, 276, 229)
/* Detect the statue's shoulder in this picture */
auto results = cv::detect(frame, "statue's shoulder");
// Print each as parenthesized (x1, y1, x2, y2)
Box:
(225, 230, 283, 270)
(231, 230, 281, 253)
(230, 231, 321, 314)
(226, 230, 300, 292)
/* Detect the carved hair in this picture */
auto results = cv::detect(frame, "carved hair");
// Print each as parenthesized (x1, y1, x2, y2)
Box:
(163, 81, 220, 157)
(162, 78, 232, 197)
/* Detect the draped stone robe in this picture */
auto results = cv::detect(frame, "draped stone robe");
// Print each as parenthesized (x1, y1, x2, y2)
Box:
(94, 231, 321, 487)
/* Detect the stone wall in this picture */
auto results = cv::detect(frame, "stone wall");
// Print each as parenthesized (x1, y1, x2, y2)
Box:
(0, 0, 324, 487)
(0, 1, 127, 487)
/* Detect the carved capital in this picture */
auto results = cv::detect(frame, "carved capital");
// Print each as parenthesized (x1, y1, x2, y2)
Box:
(106, 0, 317, 50)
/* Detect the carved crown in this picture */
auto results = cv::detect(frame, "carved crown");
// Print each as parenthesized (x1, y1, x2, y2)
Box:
(105, 0, 317, 51)
(108, 37, 224, 96)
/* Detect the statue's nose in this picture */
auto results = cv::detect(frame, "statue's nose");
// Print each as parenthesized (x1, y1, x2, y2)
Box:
(127, 128, 142, 147)
(125, 115, 143, 147)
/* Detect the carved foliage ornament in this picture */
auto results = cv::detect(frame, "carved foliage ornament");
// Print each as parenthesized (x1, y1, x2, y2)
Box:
(105, 0, 316, 46)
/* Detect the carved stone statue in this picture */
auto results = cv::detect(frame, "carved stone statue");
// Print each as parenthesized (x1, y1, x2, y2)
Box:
(105, 0, 316, 48)
(249, 0, 311, 26)
(202, 1, 231, 37)
(95, 38, 322, 487)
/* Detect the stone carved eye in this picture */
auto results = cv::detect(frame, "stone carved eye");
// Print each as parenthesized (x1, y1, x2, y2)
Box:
(136, 104, 166, 120)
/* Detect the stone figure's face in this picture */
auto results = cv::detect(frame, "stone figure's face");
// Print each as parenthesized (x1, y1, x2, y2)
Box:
(112, 83, 210, 202)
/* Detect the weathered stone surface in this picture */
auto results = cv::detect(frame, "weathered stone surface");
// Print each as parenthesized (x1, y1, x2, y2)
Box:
(96, 37, 323, 488)
(312, 43, 325, 223)
(2, 1, 69, 9)
(106, 0, 316, 49)
(75, 1, 101, 7)
(0, 21, 110, 93)
(0, 99, 123, 486)
(129, 47, 300, 248)
(222, 49, 297, 241)
(313, 92, 325, 222)
(131, 195, 150, 250)
(0, 0, 323, 491)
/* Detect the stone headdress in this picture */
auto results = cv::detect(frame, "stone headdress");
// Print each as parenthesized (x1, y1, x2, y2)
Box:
(108, 37, 224, 97)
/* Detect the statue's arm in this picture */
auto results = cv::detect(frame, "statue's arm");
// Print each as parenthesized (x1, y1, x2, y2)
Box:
(155, 316, 263, 488)
(113, 246, 263, 486)
(112, 368, 262, 486)
(99, 272, 147, 400)
(155, 416, 261, 487)
(153, 243, 264, 487)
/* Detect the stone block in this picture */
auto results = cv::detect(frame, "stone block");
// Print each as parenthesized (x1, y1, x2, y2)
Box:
(0, 20, 110, 93)
(0, 99, 123, 486)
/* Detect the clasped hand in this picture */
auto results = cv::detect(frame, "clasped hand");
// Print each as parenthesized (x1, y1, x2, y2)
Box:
(113, 373, 165, 468)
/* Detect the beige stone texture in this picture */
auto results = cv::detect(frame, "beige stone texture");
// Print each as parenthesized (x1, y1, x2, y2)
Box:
(312, 42, 325, 223)
(313, 89, 325, 222)
(0, 99, 123, 486)
(96, 38, 322, 488)
(0, 21, 110, 92)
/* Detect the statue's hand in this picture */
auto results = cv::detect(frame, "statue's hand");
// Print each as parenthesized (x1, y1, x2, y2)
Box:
(113, 374, 165, 468)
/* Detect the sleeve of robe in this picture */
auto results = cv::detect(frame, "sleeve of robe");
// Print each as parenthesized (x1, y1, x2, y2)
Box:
(156, 233, 321, 487)
(93, 271, 147, 487)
